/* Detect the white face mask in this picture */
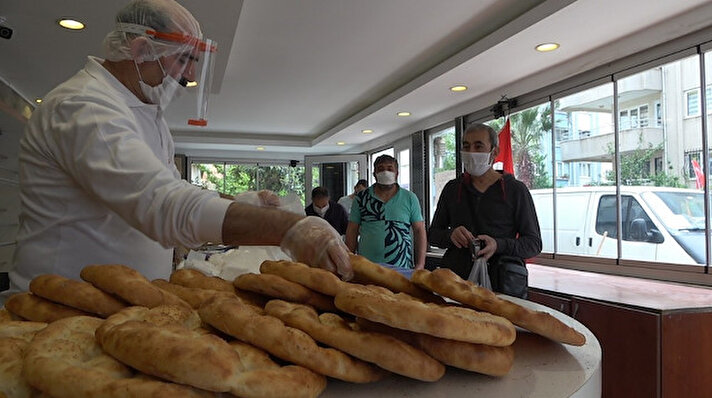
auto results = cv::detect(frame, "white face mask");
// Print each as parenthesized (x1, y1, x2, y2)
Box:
(462, 151, 492, 176)
(314, 203, 329, 216)
(135, 59, 184, 109)
(375, 171, 397, 185)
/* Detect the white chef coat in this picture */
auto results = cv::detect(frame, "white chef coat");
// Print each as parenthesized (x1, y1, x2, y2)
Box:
(7, 56, 232, 294)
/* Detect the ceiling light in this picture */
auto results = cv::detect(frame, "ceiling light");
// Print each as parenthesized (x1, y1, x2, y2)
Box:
(397, 112, 411, 117)
(336, 142, 345, 146)
(535, 42, 560, 52)
(362, 129, 373, 134)
(58, 19, 85, 30)
(35, 98, 42, 104)
(186, 81, 198, 87)
(256, 146, 265, 151)
(450, 85, 467, 92)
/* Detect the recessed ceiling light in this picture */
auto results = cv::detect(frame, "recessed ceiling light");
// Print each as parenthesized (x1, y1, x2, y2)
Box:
(186, 81, 198, 87)
(535, 42, 560, 52)
(336, 142, 345, 146)
(362, 129, 373, 134)
(58, 19, 85, 30)
(256, 146, 265, 151)
(35, 98, 42, 104)
(450, 85, 467, 92)
(397, 112, 411, 117)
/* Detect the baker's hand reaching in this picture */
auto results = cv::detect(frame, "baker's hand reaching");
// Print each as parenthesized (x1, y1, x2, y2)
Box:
(280, 216, 354, 281)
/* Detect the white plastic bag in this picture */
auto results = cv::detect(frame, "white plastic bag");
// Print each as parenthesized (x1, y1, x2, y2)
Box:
(468, 256, 492, 290)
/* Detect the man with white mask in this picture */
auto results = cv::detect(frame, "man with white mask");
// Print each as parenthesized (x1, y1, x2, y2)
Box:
(428, 123, 541, 291)
(346, 155, 426, 270)
(305, 187, 348, 235)
(3, 0, 352, 302)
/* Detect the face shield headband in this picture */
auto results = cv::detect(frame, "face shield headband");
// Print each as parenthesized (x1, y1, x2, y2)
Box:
(116, 22, 217, 126)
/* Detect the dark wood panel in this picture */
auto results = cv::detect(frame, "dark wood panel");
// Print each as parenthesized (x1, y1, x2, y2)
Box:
(528, 289, 572, 316)
(573, 297, 660, 398)
(661, 311, 712, 398)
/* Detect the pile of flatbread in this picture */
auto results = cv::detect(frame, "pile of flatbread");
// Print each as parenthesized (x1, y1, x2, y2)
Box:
(0, 255, 585, 398)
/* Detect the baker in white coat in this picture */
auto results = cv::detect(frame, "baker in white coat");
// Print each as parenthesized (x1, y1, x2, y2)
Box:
(4, 0, 352, 301)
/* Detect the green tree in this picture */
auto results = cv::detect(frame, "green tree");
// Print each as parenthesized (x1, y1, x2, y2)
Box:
(604, 135, 684, 187)
(489, 105, 551, 189)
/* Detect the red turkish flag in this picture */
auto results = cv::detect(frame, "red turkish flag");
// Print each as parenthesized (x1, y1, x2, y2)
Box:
(692, 159, 705, 189)
(494, 119, 514, 174)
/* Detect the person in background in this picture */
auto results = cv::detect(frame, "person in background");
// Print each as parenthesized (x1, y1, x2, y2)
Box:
(305, 186, 348, 235)
(428, 123, 541, 280)
(2, 0, 352, 303)
(346, 155, 426, 270)
(338, 179, 368, 216)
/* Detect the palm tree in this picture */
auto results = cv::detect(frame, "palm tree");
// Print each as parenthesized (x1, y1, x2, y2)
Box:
(489, 107, 545, 188)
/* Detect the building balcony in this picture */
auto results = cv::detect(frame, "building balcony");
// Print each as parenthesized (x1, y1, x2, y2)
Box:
(559, 127, 664, 162)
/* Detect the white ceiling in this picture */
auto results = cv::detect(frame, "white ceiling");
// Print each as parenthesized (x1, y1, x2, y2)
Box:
(2, 0, 712, 162)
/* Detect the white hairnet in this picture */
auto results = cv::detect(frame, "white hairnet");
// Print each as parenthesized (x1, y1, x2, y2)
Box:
(103, 0, 202, 62)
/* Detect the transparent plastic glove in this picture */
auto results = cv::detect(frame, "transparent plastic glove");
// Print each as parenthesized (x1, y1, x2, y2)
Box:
(280, 216, 354, 281)
(233, 190, 280, 207)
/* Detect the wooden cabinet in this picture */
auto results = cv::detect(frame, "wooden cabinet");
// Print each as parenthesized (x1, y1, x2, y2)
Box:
(529, 286, 712, 398)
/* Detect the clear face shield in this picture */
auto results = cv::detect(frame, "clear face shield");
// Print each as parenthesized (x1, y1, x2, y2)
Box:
(116, 23, 217, 126)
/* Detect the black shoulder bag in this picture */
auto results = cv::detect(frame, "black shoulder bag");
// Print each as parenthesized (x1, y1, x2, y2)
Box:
(470, 192, 529, 299)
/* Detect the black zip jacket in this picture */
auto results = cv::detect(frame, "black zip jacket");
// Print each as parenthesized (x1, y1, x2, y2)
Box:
(428, 173, 542, 279)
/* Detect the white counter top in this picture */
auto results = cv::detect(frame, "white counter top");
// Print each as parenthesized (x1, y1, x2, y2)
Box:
(321, 296, 602, 398)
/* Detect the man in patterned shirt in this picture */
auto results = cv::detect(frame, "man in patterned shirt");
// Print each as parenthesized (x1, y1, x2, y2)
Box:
(345, 155, 426, 269)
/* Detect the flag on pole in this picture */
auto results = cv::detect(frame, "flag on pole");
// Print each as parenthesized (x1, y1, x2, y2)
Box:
(494, 118, 514, 174)
(691, 158, 705, 189)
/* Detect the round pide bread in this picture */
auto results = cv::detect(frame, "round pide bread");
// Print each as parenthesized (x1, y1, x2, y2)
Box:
(265, 299, 445, 381)
(29, 274, 127, 318)
(412, 268, 586, 346)
(96, 305, 326, 398)
(334, 284, 516, 346)
(199, 294, 386, 383)
(23, 316, 213, 398)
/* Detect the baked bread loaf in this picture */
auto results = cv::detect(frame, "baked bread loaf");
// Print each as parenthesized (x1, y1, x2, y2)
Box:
(199, 294, 386, 383)
(151, 279, 238, 310)
(23, 316, 214, 397)
(29, 274, 127, 318)
(0, 321, 47, 398)
(334, 284, 516, 346)
(265, 299, 445, 381)
(170, 268, 268, 307)
(356, 317, 514, 376)
(349, 254, 444, 303)
(5, 293, 90, 323)
(169, 268, 236, 293)
(0, 308, 20, 322)
(412, 268, 586, 346)
(235, 273, 337, 312)
(80, 265, 190, 310)
(260, 260, 344, 296)
(0, 321, 47, 342)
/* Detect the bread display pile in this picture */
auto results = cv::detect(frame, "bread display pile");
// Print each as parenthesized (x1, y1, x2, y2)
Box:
(0, 255, 586, 397)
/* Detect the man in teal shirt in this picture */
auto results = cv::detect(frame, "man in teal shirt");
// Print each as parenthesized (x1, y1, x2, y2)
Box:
(346, 155, 426, 269)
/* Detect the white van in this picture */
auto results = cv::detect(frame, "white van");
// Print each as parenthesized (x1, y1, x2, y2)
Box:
(530, 186, 705, 265)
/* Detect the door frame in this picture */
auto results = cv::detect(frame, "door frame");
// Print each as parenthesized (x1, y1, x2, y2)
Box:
(304, 154, 368, 205)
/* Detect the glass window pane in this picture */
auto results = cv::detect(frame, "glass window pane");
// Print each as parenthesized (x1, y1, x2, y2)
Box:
(553, 83, 615, 259)
(399, 149, 411, 190)
(618, 55, 703, 265)
(428, 126, 455, 222)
